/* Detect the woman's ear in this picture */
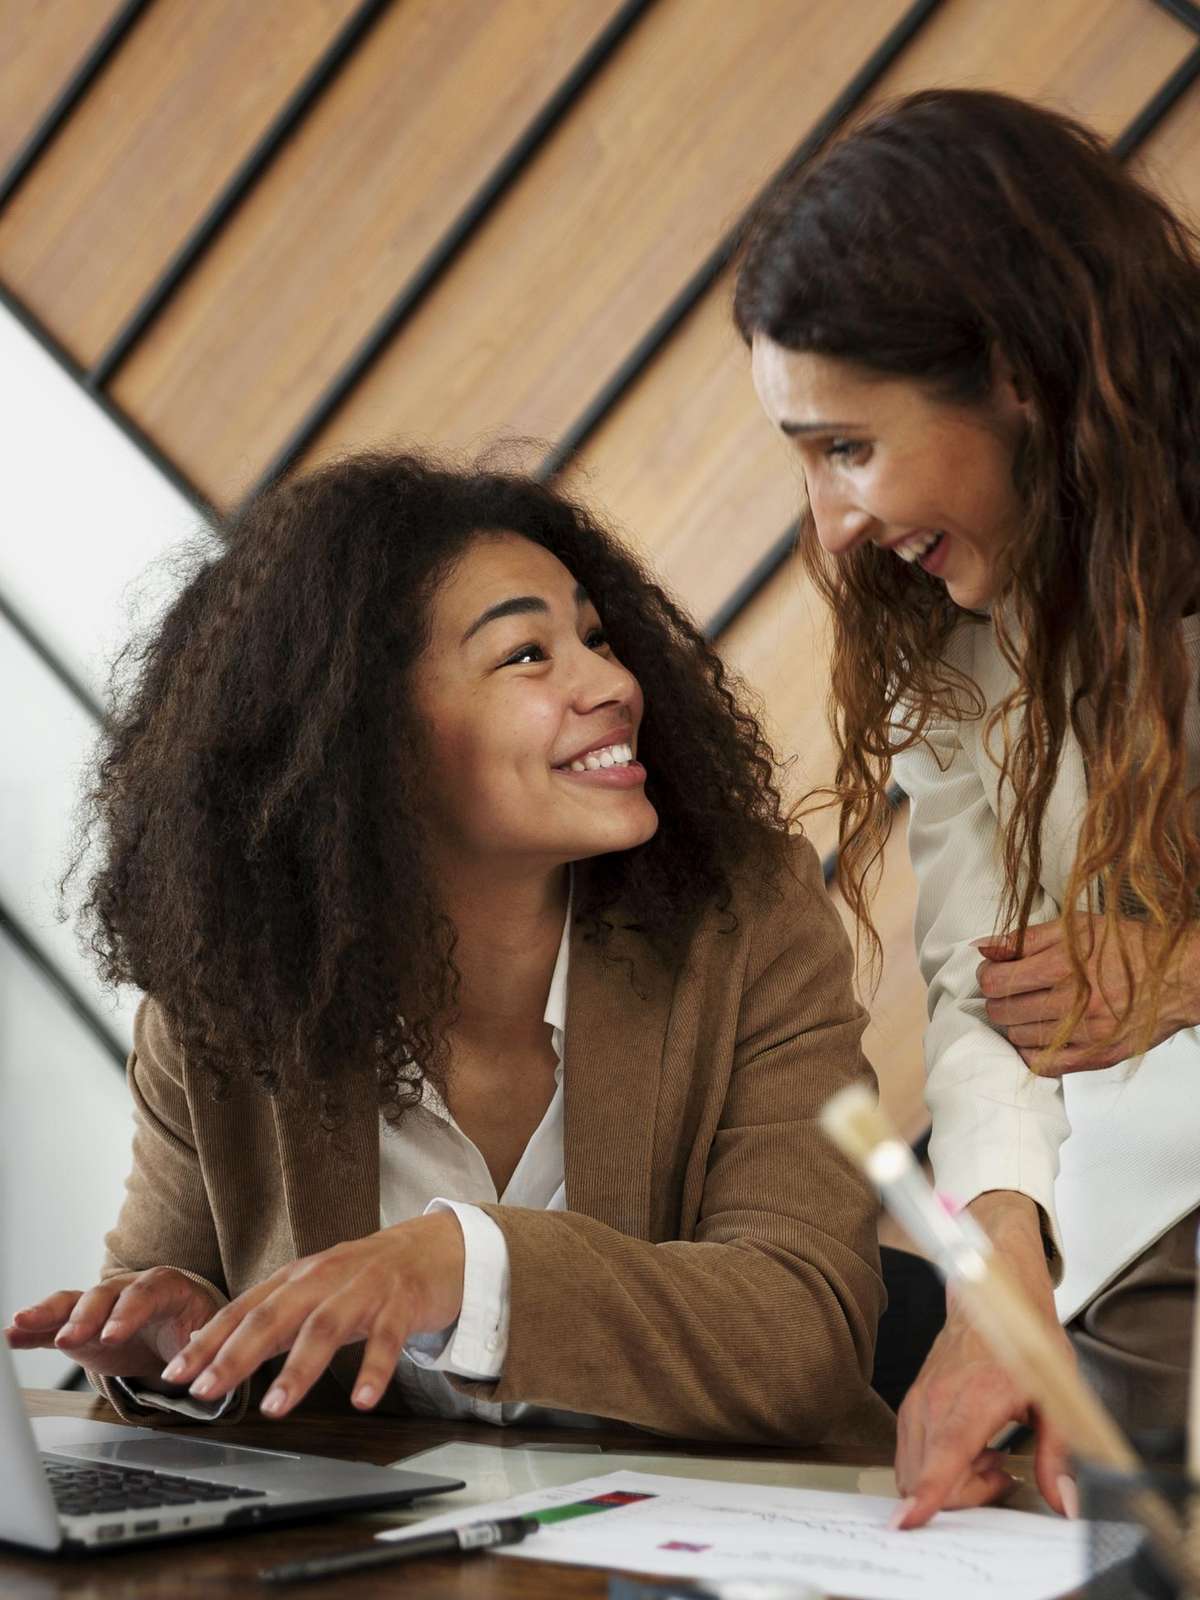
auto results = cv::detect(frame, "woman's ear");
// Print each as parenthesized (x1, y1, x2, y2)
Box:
(990, 345, 1033, 420)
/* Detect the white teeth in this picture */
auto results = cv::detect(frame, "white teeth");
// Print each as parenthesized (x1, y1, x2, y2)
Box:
(561, 742, 635, 772)
(893, 530, 942, 563)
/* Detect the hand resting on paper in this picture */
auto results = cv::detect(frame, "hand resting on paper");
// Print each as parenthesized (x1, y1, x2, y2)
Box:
(5, 1268, 220, 1385)
(977, 913, 1200, 1075)
(150, 1210, 466, 1418)
(894, 1191, 1075, 1527)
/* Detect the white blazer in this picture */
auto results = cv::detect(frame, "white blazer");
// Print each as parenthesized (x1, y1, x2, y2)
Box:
(893, 618, 1200, 1321)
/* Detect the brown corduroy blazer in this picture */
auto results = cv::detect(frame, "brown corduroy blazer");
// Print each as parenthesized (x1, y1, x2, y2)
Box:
(96, 835, 893, 1448)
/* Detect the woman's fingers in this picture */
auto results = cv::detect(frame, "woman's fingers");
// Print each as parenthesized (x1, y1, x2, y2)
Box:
(53, 1283, 126, 1350)
(5, 1290, 84, 1345)
(98, 1268, 212, 1351)
(350, 1307, 413, 1412)
(160, 1283, 277, 1391)
(263, 1295, 413, 1417)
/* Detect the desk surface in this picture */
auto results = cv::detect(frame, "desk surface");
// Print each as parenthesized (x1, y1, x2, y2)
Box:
(8, 1390, 1039, 1598)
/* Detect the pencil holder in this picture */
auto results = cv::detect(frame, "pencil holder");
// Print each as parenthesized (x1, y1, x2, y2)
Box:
(1078, 1438, 1200, 1600)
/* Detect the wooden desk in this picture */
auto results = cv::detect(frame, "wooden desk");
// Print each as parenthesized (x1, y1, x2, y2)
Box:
(7, 1389, 897, 1598)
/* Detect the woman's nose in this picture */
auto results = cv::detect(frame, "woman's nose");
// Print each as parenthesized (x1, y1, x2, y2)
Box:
(577, 646, 638, 715)
(810, 486, 877, 557)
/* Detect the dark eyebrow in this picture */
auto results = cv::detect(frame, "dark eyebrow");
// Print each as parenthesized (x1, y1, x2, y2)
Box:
(779, 419, 863, 437)
(461, 583, 589, 645)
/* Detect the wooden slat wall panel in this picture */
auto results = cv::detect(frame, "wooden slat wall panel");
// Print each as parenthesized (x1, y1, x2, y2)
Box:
(1135, 83, 1200, 219)
(560, 280, 800, 628)
(290, 0, 914, 492)
(0, 0, 361, 368)
(870, 0, 1191, 120)
(0, 0, 125, 172)
(561, 0, 1195, 631)
(105, 0, 634, 508)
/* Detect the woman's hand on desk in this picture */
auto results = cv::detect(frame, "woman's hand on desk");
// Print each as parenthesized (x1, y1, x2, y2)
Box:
(5, 1269, 219, 1383)
(156, 1211, 466, 1419)
(894, 1192, 1074, 1527)
(977, 913, 1200, 1074)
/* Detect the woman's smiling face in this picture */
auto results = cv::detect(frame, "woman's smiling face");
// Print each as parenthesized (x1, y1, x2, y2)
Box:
(751, 338, 1029, 612)
(411, 531, 658, 873)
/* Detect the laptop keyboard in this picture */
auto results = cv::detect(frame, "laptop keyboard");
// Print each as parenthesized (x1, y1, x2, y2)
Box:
(43, 1454, 268, 1519)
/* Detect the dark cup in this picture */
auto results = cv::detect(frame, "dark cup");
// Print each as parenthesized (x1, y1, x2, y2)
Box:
(1077, 1434, 1198, 1600)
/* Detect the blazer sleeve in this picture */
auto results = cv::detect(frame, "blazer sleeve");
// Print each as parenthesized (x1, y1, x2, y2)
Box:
(455, 839, 891, 1445)
(89, 998, 251, 1424)
(894, 718, 1071, 1276)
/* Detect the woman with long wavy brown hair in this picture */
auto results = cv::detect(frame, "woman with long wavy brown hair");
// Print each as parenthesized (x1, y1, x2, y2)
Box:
(734, 88, 1200, 1519)
(5, 451, 890, 1447)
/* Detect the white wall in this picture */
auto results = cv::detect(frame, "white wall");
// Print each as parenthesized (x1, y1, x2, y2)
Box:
(0, 305, 202, 1384)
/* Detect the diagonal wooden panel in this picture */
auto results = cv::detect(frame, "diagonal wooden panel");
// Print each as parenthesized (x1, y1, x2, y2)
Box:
(105, 0, 635, 509)
(0, 0, 126, 173)
(1133, 80, 1200, 219)
(561, 0, 1196, 632)
(281, 0, 916, 494)
(718, 544, 840, 858)
(0, 0, 362, 368)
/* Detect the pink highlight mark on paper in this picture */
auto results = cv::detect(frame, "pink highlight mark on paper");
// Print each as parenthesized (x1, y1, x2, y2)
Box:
(660, 1540, 711, 1553)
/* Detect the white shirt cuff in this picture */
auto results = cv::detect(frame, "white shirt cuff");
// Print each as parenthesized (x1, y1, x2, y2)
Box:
(403, 1199, 510, 1380)
(114, 1376, 237, 1421)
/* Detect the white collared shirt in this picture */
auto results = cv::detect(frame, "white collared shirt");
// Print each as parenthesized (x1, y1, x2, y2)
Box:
(381, 905, 570, 1422)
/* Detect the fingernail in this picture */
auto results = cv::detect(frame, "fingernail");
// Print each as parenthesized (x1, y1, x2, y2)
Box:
(261, 1386, 287, 1416)
(353, 1383, 377, 1409)
(189, 1371, 218, 1398)
(1057, 1474, 1079, 1520)
(888, 1497, 916, 1530)
(100, 1319, 123, 1342)
(161, 1356, 187, 1382)
(55, 1323, 79, 1345)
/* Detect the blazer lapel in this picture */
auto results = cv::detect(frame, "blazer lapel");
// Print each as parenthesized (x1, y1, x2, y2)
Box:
(562, 916, 674, 1239)
(270, 1070, 380, 1401)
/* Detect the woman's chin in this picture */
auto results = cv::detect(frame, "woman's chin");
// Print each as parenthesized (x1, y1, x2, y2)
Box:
(569, 805, 660, 861)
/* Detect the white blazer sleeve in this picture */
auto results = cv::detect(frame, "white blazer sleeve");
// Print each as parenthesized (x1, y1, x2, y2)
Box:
(895, 718, 1071, 1278)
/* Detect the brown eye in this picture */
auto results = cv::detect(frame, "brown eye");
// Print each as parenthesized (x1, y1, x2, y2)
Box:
(501, 642, 547, 667)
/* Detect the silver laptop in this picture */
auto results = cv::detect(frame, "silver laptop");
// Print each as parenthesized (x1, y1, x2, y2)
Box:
(1, 1341, 463, 1553)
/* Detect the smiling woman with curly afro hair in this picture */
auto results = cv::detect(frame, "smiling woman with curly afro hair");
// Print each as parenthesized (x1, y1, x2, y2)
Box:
(13, 450, 888, 1451)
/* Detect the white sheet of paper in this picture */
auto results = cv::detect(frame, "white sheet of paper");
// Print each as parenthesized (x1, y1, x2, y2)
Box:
(381, 1467, 1105, 1600)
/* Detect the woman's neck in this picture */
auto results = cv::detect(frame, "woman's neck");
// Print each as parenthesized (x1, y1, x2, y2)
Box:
(435, 861, 570, 1047)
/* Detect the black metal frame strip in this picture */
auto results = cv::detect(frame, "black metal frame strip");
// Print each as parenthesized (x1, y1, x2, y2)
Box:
(1152, 0, 1200, 35)
(0, 588, 106, 729)
(704, 521, 800, 641)
(0, 900, 128, 1072)
(0, 0, 154, 215)
(241, 0, 658, 506)
(536, 0, 944, 482)
(1113, 42, 1200, 159)
(88, 0, 394, 391)
(0, 282, 215, 521)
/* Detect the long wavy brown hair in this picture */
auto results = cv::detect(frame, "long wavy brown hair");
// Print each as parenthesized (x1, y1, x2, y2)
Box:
(74, 452, 786, 1123)
(733, 88, 1200, 1053)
